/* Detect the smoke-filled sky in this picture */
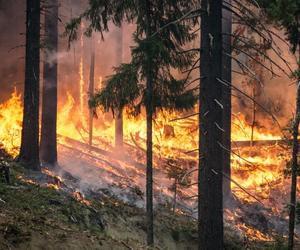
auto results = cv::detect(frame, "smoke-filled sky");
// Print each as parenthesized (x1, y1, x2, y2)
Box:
(0, 0, 298, 131)
(0, 0, 135, 104)
(0, 0, 25, 99)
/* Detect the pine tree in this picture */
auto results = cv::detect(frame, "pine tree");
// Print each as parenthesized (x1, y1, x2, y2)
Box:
(259, 1, 300, 249)
(222, 0, 232, 201)
(40, 0, 59, 167)
(66, 0, 198, 246)
(198, 0, 224, 249)
(18, 0, 41, 170)
(115, 26, 124, 149)
(88, 37, 95, 147)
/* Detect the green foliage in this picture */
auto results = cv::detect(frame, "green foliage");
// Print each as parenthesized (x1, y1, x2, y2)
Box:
(68, 0, 198, 116)
(259, 0, 300, 53)
(89, 63, 141, 116)
(291, 68, 300, 80)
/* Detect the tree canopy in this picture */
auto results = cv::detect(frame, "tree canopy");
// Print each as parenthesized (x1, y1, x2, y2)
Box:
(259, 0, 300, 52)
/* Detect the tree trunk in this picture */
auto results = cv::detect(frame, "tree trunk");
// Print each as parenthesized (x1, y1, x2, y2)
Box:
(40, 0, 58, 167)
(145, 0, 154, 246)
(288, 54, 300, 250)
(250, 87, 256, 147)
(88, 39, 95, 147)
(222, 0, 232, 201)
(115, 26, 124, 148)
(173, 179, 177, 214)
(19, 0, 41, 170)
(198, 0, 224, 249)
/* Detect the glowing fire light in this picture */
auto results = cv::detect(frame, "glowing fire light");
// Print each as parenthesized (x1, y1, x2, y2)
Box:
(0, 89, 22, 156)
(0, 87, 292, 242)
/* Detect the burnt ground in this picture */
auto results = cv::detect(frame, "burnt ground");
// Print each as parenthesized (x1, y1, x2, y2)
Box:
(0, 149, 293, 250)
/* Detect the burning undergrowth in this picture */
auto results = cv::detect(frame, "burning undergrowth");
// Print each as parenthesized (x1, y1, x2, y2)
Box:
(0, 161, 202, 249)
(3, 141, 296, 249)
(0, 88, 298, 247)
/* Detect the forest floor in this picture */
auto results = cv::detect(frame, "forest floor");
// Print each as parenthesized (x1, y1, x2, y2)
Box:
(0, 150, 289, 250)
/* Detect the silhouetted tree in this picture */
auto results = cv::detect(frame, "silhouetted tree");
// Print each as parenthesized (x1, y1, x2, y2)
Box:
(115, 26, 124, 149)
(222, 0, 232, 200)
(19, 0, 41, 170)
(40, 0, 59, 167)
(260, 1, 300, 248)
(198, 0, 224, 249)
(88, 37, 95, 147)
(66, 1, 198, 246)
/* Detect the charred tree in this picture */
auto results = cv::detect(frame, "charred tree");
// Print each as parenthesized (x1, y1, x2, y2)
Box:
(88, 39, 95, 147)
(19, 0, 41, 170)
(115, 26, 124, 149)
(222, 0, 232, 200)
(198, 0, 224, 249)
(40, 0, 59, 167)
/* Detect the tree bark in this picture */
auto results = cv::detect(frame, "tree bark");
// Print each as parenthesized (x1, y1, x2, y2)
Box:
(222, 0, 232, 201)
(40, 0, 59, 167)
(198, 0, 224, 249)
(288, 51, 300, 250)
(115, 26, 124, 148)
(145, 0, 154, 246)
(19, 0, 41, 170)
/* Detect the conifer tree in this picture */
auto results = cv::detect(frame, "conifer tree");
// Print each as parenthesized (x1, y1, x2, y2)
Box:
(66, 0, 198, 246)
(19, 0, 41, 170)
(198, 0, 224, 249)
(222, 0, 232, 200)
(259, 1, 300, 249)
(40, 0, 59, 167)
(115, 26, 124, 149)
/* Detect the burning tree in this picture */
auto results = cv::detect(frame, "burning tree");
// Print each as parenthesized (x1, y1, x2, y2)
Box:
(65, 0, 198, 246)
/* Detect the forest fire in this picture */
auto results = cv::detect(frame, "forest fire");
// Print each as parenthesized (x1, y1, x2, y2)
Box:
(0, 89, 22, 157)
(1, 0, 300, 248)
(0, 85, 293, 242)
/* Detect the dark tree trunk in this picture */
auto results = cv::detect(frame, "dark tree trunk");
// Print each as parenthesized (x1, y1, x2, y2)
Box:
(198, 0, 224, 249)
(88, 40, 95, 147)
(222, 0, 232, 200)
(145, 0, 154, 246)
(40, 0, 58, 167)
(173, 179, 177, 213)
(288, 52, 300, 250)
(19, 0, 41, 170)
(115, 26, 124, 148)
